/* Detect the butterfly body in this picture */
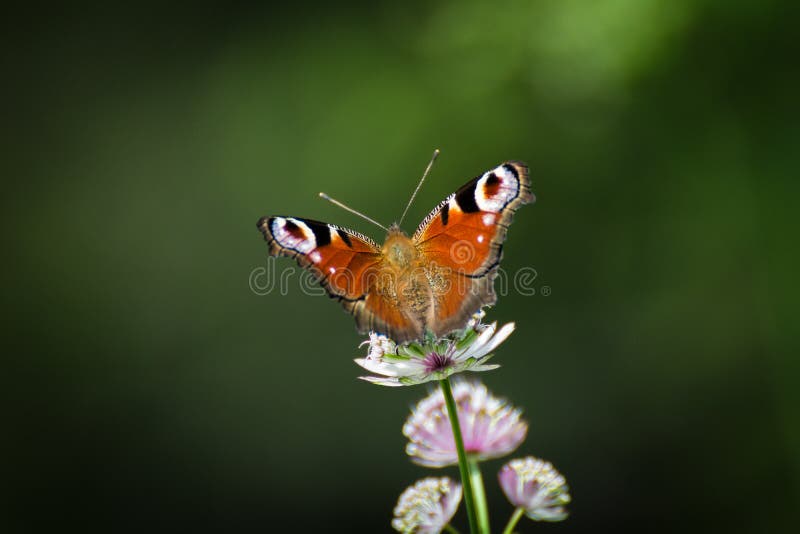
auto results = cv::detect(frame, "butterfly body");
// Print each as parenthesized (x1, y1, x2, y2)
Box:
(382, 226, 418, 271)
(258, 161, 533, 342)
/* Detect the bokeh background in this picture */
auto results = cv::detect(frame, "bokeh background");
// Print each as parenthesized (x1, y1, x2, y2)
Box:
(5, 1, 799, 532)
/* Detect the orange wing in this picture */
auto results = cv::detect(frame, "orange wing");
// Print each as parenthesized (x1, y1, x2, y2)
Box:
(258, 215, 382, 300)
(257, 216, 423, 341)
(413, 161, 533, 337)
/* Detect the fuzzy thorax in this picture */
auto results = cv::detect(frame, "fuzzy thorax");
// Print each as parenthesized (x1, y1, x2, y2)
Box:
(381, 226, 418, 271)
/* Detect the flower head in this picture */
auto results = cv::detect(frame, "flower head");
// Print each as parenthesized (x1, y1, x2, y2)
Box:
(392, 477, 462, 534)
(355, 311, 514, 387)
(403, 380, 527, 467)
(498, 456, 571, 521)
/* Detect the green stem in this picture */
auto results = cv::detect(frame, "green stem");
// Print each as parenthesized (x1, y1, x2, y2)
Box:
(444, 524, 462, 534)
(468, 459, 490, 533)
(440, 378, 479, 534)
(501, 507, 525, 534)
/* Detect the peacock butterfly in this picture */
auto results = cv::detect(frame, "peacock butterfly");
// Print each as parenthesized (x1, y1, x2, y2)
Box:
(257, 157, 533, 343)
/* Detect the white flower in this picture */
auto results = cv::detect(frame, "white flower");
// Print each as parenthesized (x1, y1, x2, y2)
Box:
(355, 312, 515, 386)
(392, 477, 462, 534)
(498, 457, 571, 522)
(404, 380, 528, 467)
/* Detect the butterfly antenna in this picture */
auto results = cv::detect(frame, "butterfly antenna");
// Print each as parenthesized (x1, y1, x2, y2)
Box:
(398, 148, 440, 227)
(318, 192, 390, 232)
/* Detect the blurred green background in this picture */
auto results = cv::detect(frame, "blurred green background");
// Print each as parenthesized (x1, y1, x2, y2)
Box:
(5, 1, 799, 532)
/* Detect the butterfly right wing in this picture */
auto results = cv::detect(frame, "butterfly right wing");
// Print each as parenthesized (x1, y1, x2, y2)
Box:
(257, 216, 424, 340)
(411, 161, 533, 337)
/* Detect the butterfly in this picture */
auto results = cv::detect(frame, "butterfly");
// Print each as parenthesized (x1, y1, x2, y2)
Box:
(257, 159, 533, 343)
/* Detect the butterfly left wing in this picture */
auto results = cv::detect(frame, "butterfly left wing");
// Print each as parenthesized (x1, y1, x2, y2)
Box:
(258, 215, 383, 304)
(413, 161, 533, 337)
(257, 216, 425, 340)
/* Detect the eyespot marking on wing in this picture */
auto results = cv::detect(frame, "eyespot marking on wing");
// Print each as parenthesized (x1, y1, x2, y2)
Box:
(474, 165, 520, 213)
(270, 217, 317, 254)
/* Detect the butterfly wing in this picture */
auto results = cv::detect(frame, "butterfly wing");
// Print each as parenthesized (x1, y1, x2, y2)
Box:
(257, 216, 423, 340)
(258, 215, 381, 304)
(413, 161, 533, 337)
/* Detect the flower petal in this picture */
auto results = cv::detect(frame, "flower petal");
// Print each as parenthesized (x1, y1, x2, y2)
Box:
(355, 314, 512, 386)
(358, 375, 406, 386)
(455, 323, 498, 361)
(404, 380, 527, 465)
(477, 322, 515, 355)
(498, 457, 570, 522)
(392, 477, 462, 533)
